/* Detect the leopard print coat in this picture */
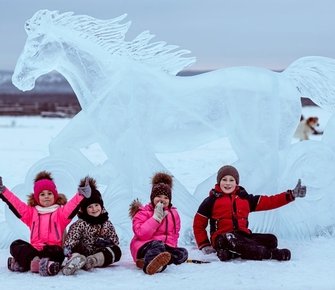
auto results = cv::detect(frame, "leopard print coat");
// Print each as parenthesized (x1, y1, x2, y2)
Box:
(64, 216, 119, 256)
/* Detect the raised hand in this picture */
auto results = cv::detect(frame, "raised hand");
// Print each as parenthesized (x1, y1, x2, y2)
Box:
(78, 177, 91, 198)
(153, 202, 168, 223)
(291, 179, 307, 198)
(0, 176, 5, 194)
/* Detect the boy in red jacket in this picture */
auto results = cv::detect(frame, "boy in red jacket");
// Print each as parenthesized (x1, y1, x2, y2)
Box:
(193, 165, 306, 261)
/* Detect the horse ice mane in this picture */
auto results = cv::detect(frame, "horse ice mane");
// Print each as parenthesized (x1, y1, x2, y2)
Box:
(25, 9, 196, 75)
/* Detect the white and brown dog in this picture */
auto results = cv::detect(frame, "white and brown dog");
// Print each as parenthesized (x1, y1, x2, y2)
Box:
(294, 116, 322, 141)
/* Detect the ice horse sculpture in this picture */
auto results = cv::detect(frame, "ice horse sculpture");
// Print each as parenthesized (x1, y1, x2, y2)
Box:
(7, 9, 335, 243)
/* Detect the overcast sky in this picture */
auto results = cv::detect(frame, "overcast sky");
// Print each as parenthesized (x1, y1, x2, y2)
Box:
(1, 0, 334, 71)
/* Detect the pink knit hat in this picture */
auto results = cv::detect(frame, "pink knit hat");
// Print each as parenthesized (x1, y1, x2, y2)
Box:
(33, 179, 59, 203)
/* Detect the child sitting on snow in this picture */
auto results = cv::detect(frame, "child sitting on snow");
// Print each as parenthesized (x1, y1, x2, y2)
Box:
(193, 165, 307, 262)
(0, 171, 91, 276)
(129, 172, 188, 275)
(62, 177, 121, 275)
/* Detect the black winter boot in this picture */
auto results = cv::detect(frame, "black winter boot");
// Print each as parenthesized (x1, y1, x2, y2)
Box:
(215, 233, 238, 250)
(271, 248, 291, 261)
(217, 249, 232, 262)
(215, 234, 241, 261)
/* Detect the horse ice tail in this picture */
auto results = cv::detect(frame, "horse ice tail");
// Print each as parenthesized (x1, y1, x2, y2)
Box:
(282, 56, 335, 112)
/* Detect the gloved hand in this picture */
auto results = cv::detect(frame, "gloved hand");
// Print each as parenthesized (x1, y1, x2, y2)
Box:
(291, 179, 307, 198)
(201, 245, 216, 255)
(0, 176, 5, 194)
(153, 202, 168, 223)
(63, 246, 72, 258)
(95, 237, 114, 248)
(78, 177, 91, 198)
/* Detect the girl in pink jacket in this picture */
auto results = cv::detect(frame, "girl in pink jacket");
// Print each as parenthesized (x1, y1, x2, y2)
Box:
(0, 171, 91, 276)
(129, 172, 188, 275)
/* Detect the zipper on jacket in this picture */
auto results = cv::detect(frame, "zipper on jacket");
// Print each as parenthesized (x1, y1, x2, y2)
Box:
(231, 195, 239, 230)
(54, 221, 60, 240)
(164, 217, 168, 243)
(31, 221, 36, 240)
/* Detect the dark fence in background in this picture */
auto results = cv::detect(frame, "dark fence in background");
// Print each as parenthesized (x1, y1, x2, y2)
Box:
(0, 92, 80, 117)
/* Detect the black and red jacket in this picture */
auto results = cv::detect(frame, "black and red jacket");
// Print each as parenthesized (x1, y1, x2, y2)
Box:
(193, 184, 294, 250)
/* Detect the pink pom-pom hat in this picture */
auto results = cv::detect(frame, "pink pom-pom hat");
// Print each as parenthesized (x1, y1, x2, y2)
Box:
(33, 179, 59, 203)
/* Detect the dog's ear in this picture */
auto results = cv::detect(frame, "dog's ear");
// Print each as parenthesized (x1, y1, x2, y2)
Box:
(307, 117, 315, 123)
(307, 117, 319, 126)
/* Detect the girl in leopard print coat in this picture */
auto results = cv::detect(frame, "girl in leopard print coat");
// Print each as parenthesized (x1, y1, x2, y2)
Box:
(62, 177, 121, 275)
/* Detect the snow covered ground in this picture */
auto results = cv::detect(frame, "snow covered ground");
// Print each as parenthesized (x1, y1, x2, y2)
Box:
(0, 238, 334, 290)
(0, 106, 334, 289)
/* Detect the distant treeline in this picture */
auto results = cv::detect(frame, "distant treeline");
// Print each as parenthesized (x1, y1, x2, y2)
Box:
(0, 92, 80, 117)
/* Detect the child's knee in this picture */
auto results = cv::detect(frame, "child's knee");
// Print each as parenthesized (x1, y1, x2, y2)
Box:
(171, 247, 188, 265)
(101, 245, 122, 266)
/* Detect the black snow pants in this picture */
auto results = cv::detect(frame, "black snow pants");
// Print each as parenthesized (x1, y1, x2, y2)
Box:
(10, 239, 65, 271)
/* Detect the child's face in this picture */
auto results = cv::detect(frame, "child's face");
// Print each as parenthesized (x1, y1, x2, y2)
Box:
(153, 195, 170, 208)
(219, 175, 237, 194)
(39, 190, 55, 207)
(86, 203, 102, 217)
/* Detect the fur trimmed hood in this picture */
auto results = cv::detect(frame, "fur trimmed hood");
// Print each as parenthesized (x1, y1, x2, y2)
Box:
(129, 198, 143, 219)
(27, 193, 67, 206)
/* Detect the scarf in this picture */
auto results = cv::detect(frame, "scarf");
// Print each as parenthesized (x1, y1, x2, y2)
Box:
(35, 204, 60, 214)
(77, 209, 109, 225)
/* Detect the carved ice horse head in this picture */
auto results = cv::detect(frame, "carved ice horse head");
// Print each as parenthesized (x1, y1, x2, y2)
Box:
(12, 9, 195, 110)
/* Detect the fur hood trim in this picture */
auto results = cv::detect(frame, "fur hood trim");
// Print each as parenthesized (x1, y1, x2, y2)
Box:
(27, 193, 67, 206)
(129, 198, 143, 219)
(79, 176, 98, 190)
